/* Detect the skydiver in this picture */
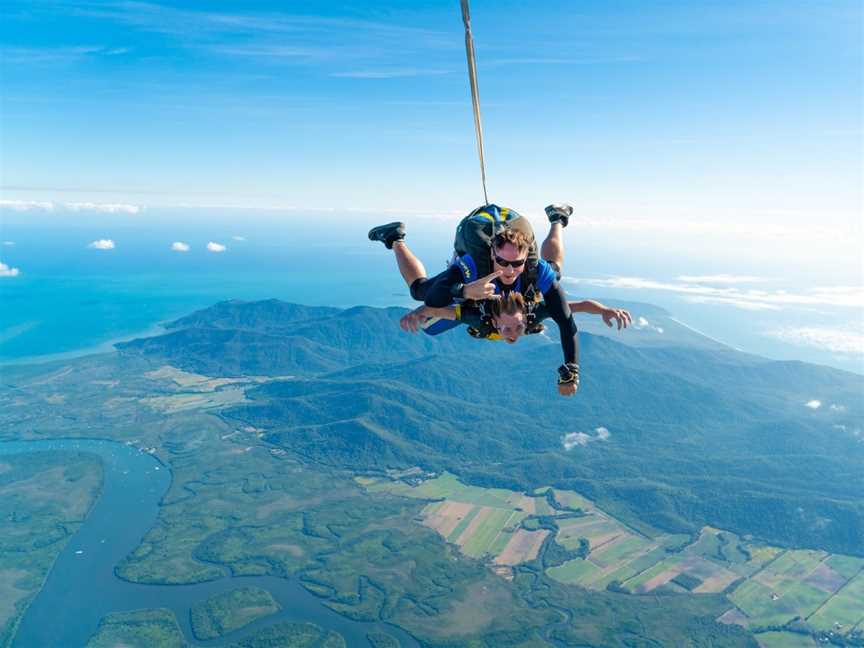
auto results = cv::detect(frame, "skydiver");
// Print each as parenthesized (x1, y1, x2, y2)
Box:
(400, 296, 633, 339)
(368, 205, 579, 396)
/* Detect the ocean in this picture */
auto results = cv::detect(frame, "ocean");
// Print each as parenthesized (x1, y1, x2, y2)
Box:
(1, 208, 861, 374)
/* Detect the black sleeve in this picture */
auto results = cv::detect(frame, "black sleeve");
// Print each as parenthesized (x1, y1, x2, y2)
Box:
(415, 265, 464, 308)
(542, 281, 579, 365)
(456, 303, 484, 328)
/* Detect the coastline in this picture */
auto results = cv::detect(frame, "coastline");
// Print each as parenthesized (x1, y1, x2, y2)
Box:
(0, 321, 170, 367)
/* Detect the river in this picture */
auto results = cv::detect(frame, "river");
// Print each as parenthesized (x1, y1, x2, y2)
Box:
(1, 439, 419, 648)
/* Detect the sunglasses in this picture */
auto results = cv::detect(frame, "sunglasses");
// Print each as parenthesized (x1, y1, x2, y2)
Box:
(493, 255, 527, 268)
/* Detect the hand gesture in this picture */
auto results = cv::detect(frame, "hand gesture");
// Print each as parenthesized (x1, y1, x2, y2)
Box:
(462, 271, 502, 301)
(602, 308, 632, 331)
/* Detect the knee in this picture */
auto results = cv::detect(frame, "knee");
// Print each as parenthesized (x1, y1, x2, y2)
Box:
(410, 278, 427, 301)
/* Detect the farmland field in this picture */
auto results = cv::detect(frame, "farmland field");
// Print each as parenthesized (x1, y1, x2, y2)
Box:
(359, 470, 864, 644)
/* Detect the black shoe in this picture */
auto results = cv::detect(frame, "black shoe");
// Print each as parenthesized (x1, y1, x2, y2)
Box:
(545, 204, 573, 228)
(368, 222, 406, 249)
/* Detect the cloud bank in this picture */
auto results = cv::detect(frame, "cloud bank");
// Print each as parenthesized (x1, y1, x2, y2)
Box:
(766, 327, 864, 355)
(563, 276, 864, 312)
(0, 199, 141, 214)
(676, 274, 766, 284)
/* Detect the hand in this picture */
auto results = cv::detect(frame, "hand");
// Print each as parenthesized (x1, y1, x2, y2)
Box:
(462, 271, 502, 301)
(602, 308, 632, 331)
(558, 381, 578, 397)
(400, 306, 430, 333)
(557, 362, 579, 397)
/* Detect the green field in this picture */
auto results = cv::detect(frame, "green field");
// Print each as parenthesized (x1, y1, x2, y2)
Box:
(806, 571, 864, 632)
(547, 558, 602, 584)
(0, 344, 833, 648)
(824, 554, 864, 580)
(754, 631, 817, 647)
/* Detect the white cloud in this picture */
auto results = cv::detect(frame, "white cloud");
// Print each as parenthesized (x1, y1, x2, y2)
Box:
(562, 427, 611, 450)
(232, 236, 246, 241)
(0, 262, 20, 277)
(66, 202, 141, 214)
(563, 276, 864, 312)
(634, 316, 664, 334)
(88, 239, 115, 250)
(171, 241, 190, 252)
(805, 400, 822, 409)
(676, 274, 767, 284)
(767, 327, 864, 355)
(562, 432, 591, 450)
(2, 241, 14, 246)
(207, 242, 227, 253)
(0, 199, 55, 211)
(833, 424, 847, 432)
(829, 404, 847, 412)
(0, 199, 141, 214)
(687, 295, 780, 311)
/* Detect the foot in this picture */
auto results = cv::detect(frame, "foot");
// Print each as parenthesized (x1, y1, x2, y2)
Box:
(368, 222, 406, 249)
(545, 204, 573, 227)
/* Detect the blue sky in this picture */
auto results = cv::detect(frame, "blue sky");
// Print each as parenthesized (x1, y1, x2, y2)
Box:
(1, 1, 862, 368)
(2, 0, 861, 225)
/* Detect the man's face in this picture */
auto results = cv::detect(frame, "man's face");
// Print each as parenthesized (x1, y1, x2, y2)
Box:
(491, 242, 527, 286)
(493, 312, 526, 344)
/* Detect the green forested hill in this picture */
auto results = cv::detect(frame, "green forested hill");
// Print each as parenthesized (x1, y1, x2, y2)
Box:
(118, 300, 864, 556)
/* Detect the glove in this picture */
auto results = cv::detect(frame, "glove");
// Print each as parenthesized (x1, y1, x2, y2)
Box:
(557, 362, 580, 384)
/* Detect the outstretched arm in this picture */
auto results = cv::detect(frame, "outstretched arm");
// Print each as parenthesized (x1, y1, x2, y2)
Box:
(568, 300, 632, 331)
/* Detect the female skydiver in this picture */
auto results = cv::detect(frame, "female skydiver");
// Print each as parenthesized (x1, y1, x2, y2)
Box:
(399, 297, 632, 340)
(368, 205, 579, 395)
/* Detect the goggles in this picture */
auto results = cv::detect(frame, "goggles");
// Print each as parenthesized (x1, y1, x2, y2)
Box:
(493, 255, 527, 268)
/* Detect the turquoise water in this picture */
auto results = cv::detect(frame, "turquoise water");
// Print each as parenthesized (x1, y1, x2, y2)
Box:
(0, 215, 431, 362)
(0, 271, 401, 362)
(1, 211, 861, 373)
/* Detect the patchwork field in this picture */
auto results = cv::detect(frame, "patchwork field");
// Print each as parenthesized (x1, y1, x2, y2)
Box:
(361, 472, 546, 562)
(141, 365, 283, 413)
(361, 471, 864, 644)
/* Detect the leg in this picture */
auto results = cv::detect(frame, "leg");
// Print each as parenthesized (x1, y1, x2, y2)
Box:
(540, 222, 564, 271)
(392, 240, 427, 287)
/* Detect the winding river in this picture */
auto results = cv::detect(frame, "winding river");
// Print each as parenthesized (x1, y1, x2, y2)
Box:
(1, 439, 419, 648)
